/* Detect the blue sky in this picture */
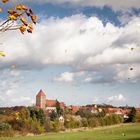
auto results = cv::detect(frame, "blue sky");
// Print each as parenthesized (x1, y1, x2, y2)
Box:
(0, 0, 140, 107)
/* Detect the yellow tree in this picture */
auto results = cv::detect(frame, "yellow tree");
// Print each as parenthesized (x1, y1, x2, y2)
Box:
(0, 0, 36, 57)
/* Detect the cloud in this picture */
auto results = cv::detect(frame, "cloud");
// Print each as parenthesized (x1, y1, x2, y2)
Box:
(11, 96, 34, 104)
(84, 77, 93, 83)
(108, 94, 126, 102)
(0, 69, 35, 107)
(54, 71, 84, 82)
(27, 0, 140, 11)
(0, 14, 140, 83)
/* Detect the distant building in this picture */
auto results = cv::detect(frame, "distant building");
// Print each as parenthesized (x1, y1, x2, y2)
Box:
(36, 89, 65, 112)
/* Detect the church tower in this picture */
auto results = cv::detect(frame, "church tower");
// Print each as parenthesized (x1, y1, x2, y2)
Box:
(36, 89, 46, 109)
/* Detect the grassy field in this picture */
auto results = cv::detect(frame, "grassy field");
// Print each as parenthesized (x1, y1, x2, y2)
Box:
(1, 123, 140, 140)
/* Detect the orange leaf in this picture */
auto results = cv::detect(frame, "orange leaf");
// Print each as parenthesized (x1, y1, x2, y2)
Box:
(0, 8, 2, 13)
(2, 0, 9, 3)
(28, 23, 33, 30)
(27, 28, 32, 33)
(8, 9, 17, 15)
(19, 25, 26, 34)
(30, 15, 36, 24)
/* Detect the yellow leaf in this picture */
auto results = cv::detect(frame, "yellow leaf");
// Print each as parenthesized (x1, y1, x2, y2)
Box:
(0, 52, 6, 57)
(20, 17, 28, 26)
(9, 15, 17, 20)
(15, 12, 23, 17)
(16, 5, 28, 11)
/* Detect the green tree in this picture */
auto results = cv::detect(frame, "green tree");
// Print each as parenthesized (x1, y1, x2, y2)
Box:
(29, 108, 46, 126)
(56, 100, 63, 116)
(128, 107, 136, 122)
(50, 110, 57, 121)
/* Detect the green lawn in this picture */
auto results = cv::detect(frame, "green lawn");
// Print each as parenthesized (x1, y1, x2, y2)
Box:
(1, 123, 140, 140)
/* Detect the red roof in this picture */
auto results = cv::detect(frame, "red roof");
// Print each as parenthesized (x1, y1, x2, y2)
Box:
(70, 106, 80, 113)
(36, 89, 46, 97)
(46, 100, 65, 108)
(136, 108, 140, 113)
(60, 102, 65, 108)
(46, 100, 56, 107)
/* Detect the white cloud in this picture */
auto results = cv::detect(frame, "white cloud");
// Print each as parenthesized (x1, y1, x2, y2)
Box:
(0, 70, 34, 107)
(11, 96, 33, 103)
(84, 77, 93, 83)
(108, 94, 126, 102)
(0, 14, 140, 83)
(54, 71, 84, 82)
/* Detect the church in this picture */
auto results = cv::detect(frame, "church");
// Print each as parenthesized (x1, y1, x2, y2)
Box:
(36, 89, 65, 112)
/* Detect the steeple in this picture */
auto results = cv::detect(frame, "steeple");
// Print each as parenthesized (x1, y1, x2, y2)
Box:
(36, 89, 46, 109)
(36, 89, 46, 97)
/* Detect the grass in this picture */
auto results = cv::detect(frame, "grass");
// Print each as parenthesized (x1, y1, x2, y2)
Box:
(1, 123, 140, 140)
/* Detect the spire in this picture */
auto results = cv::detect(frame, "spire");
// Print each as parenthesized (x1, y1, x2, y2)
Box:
(36, 89, 46, 97)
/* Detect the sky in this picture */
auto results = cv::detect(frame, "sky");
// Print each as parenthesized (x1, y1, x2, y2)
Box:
(0, 0, 140, 107)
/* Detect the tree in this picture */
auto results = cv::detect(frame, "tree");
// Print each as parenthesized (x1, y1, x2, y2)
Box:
(29, 108, 46, 126)
(0, 0, 36, 33)
(56, 100, 63, 116)
(0, 0, 36, 57)
(128, 107, 136, 122)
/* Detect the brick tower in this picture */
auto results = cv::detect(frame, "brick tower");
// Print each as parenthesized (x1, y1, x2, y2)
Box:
(36, 89, 46, 109)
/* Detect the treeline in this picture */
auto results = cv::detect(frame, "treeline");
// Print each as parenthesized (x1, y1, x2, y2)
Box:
(0, 107, 46, 136)
(0, 106, 140, 137)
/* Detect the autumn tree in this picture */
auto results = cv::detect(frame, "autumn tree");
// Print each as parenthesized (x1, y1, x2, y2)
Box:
(0, 0, 36, 57)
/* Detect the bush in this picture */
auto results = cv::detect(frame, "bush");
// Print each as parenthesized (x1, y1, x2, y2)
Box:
(0, 130, 14, 137)
(135, 113, 140, 122)
(49, 120, 62, 132)
(64, 115, 81, 129)
(81, 118, 88, 127)
(0, 123, 11, 131)
(103, 115, 123, 126)
(88, 118, 100, 128)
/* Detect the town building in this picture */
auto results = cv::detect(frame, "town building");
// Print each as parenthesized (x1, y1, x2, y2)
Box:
(36, 89, 65, 112)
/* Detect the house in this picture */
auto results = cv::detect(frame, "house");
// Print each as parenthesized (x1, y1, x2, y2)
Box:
(136, 108, 140, 113)
(59, 115, 65, 124)
(68, 105, 80, 113)
(36, 89, 65, 112)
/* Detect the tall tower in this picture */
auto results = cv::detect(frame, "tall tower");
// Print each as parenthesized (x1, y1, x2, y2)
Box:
(36, 89, 46, 109)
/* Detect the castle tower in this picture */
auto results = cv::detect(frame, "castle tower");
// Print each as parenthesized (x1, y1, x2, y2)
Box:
(36, 89, 46, 109)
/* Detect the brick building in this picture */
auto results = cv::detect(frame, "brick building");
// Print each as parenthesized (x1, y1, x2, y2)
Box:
(36, 89, 65, 112)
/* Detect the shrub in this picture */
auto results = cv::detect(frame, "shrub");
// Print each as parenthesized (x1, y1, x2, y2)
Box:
(0, 123, 11, 131)
(81, 118, 88, 127)
(64, 115, 81, 129)
(135, 113, 140, 122)
(0, 130, 14, 137)
(49, 120, 62, 132)
(88, 118, 100, 128)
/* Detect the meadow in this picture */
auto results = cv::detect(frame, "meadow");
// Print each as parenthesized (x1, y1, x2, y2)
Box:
(1, 123, 140, 140)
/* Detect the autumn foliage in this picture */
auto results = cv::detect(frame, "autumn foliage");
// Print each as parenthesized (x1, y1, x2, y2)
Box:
(0, 0, 36, 57)
(0, 0, 36, 34)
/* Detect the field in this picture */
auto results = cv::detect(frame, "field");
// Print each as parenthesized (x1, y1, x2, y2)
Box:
(1, 123, 140, 140)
